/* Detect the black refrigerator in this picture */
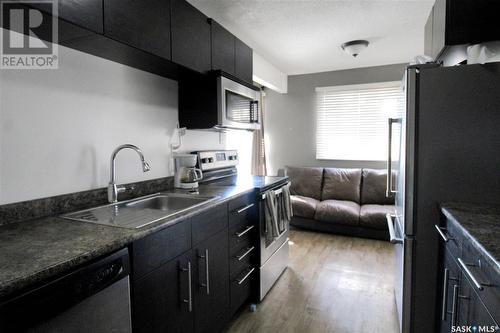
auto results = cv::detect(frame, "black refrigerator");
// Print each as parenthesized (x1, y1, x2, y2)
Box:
(387, 62, 500, 332)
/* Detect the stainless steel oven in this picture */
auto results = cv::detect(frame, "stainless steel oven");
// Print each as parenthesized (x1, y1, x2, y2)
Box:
(216, 76, 261, 131)
(258, 182, 290, 301)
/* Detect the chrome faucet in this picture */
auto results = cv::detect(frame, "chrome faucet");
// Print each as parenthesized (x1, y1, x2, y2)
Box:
(108, 144, 151, 203)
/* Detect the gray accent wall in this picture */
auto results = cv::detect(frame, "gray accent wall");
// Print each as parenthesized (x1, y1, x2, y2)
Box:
(264, 63, 407, 175)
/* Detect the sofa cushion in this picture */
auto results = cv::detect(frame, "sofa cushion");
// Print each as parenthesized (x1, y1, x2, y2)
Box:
(285, 166, 323, 200)
(314, 200, 360, 226)
(290, 195, 319, 219)
(361, 169, 395, 205)
(359, 204, 395, 230)
(321, 168, 362, 203)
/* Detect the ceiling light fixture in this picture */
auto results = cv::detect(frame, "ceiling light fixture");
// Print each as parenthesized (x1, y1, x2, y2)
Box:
(341, 40, 369, 57)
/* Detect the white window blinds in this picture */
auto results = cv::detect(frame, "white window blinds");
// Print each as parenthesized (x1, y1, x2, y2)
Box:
(315, 81, 404, 161)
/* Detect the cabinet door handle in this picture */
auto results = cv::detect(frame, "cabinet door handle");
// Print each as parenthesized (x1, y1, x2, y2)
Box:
(235, 203, 254, 214)
(450, 284, 458, 326)
(435, 225, 454, 242)
(180, 261, 193, 312)
(198, 249, 210, 295)
(457, 258, 489, 290)
(441, 268, 449, 321)
(236, 246, 255, 261)
(236, 267, 255, 285)
(235, 225, 254, 238)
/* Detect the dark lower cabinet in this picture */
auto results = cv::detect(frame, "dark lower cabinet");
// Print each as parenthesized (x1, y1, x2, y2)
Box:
(171, 0, 211, 73)
(104, 0, 171, 60)
(437, 215, 499, 332)
(132, 203, 236, 333)
(439, 249, 460, 332)
(194, 229, 230, 333)
(227, 194, 259, 316)
(133, 250, 195, 333)
(458, 271, 497, 329)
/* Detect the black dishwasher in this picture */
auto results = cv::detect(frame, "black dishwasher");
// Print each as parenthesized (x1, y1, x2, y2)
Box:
(0, 248, 131, 333)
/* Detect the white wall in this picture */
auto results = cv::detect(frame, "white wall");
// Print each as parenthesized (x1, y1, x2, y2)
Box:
(253, 52, 288, 93)
(264, 63, 407, 175)
(0, 41, 252, 204)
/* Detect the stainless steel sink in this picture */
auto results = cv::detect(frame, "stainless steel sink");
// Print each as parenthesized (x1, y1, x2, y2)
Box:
(126, 194, 209, 211)
(61, 193, 218, 229)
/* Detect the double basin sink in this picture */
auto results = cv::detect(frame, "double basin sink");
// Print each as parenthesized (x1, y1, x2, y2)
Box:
(62, 193, 218, 229)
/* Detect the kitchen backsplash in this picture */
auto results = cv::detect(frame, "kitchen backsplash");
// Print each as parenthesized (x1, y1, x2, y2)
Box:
(0, 40, 251, 205)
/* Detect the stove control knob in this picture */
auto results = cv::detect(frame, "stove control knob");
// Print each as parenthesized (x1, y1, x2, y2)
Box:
(201, 158, 209, 163)
(208, 158, 214, 163)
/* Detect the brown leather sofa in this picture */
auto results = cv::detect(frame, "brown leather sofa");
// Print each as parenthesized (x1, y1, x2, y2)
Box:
(286, 166, 395, 240)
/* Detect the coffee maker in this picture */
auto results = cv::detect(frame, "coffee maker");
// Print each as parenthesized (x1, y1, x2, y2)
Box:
(173, 154, 203, 190)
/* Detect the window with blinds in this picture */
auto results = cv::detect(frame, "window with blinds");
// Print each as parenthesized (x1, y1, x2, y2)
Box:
(315, 81, 404, 161)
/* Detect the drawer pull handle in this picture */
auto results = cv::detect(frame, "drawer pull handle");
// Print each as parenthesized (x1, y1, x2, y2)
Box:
(235, 203, 255, 214)
(235, 225, 254, 238)
(457, 258, 490, 290)
(236, 267, 255, 285)
(435, 225, 454, 242)
(441, 268, 449, 321)
(236, 246, 255, 261)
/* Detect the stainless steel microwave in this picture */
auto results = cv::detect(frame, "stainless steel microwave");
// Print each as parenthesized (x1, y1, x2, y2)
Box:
(216, 76, 261, 131)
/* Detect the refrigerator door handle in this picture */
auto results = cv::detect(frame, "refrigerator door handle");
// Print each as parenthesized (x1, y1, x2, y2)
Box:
(386, 214, 403, 244)
(386, 118, 400, 198)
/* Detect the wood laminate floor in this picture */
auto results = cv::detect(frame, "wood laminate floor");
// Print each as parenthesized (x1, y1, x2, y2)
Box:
(227, 229, 399, 333)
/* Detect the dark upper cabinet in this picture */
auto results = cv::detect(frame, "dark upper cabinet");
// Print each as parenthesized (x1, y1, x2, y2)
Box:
(194, 229, 230, 333)
(59, 0, 103, 34)
(133, 250, 196, 333)
(234, 37, 253, 84)
(424, 0, 500, 61)
(5, 0, 102, 43)
(209, 19, 253, 84)
(171, 0, 211, 73)
(210, 20, 235, 75)
(430, 0, 446, 60)
(104, 0, 171, 60)
(29, 0, 103, 34)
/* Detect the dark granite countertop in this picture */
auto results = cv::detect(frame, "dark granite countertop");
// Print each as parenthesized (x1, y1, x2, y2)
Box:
(440, 202, 500, 273)
(0, 176, 287, 300)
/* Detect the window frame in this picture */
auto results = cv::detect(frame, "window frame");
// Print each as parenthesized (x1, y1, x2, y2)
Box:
(315, 80, 403, 162)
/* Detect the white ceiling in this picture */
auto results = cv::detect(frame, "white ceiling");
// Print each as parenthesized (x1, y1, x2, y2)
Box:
(188, 0, 434, 75)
